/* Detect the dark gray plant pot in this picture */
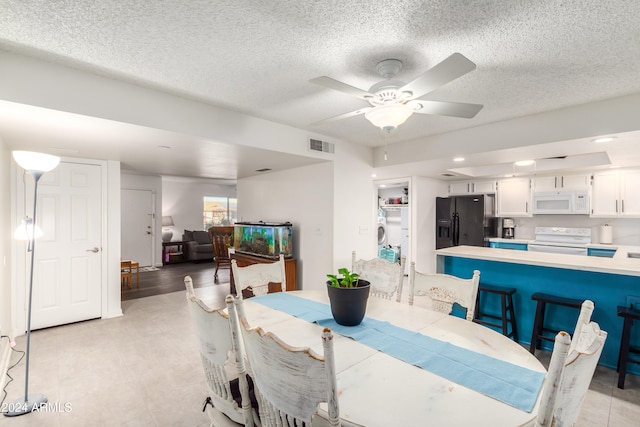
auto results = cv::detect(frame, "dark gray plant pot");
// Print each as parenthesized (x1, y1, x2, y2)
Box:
(326, 279, 371, 326)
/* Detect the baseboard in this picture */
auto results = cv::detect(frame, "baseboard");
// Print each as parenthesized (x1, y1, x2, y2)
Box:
(0, 338, 11, 395)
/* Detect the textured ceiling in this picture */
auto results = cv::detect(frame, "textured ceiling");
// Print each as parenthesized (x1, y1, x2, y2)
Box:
(2, 0, 639, 148)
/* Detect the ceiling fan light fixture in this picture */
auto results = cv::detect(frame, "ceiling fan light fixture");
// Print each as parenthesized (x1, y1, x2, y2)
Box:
(364, 104, 413, 130)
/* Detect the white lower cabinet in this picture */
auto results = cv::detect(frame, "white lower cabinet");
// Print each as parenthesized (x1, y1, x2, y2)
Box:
(497, 178, 532, 217)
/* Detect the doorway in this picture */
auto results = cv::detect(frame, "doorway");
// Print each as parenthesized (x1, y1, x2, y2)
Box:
(376, 179, 411, 274)
(121, 189, 154, 266)
(23, 161, 104, 330)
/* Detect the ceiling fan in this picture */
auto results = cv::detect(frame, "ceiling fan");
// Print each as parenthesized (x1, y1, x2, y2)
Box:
(310, 53, 483, 131)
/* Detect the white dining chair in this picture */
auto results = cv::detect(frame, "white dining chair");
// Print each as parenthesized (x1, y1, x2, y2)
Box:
(231, 254, 287, 298)
(233, 295, 341, 427)
(533, 322, 607, 427)
(568, 299, 594, 354)
(408, 262, 480, 321)
(184, 276, 258, 427)
(351, 250, 405, 302)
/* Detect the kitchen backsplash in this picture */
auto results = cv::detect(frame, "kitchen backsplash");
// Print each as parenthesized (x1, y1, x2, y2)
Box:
(504, 216, 640, 245)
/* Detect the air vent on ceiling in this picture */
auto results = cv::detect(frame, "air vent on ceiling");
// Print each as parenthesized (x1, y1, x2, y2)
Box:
(309, 138, 334, 154)
(441, 173, 456, 177)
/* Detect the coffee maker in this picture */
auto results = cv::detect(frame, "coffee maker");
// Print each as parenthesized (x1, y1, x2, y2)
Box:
(502, 218, 515, 239)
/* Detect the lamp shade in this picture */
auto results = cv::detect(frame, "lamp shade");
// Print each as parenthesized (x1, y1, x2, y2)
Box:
(12, 151, 60, 173)
(162, 216, 175, 227)
(14, 218, 43, 241)
(365, 104, 413, 130)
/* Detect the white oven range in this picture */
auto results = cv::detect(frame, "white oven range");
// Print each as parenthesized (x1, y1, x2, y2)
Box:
(527, 227, 591, 256)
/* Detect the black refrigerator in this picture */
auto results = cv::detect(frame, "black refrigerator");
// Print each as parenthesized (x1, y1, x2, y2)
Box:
(436, 194, 497, 249)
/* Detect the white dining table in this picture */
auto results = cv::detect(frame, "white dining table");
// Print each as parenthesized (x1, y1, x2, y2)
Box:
(242, 290, 546, 427)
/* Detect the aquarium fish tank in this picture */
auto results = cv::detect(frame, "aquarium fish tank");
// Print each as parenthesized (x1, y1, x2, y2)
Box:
(234, 221, 293, 259)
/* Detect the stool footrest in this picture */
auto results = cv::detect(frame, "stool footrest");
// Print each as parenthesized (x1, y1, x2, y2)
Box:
(531, 292, 583, 308)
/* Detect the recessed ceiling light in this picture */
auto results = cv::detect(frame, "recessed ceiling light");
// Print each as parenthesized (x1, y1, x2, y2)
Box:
(453, 157, 465, 162)
(515, 160, 535, 166)
(379, 184, 386, 188)
(371, 174, 377, 178)
(593, 137, 615, 143)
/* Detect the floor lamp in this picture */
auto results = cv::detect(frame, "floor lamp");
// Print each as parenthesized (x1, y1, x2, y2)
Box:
(5, 151, 60, 417)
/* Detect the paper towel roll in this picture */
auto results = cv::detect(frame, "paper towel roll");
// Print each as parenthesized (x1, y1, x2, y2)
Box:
(600, 225, 613, 244)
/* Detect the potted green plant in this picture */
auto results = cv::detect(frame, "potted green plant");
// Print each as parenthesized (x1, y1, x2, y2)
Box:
(326, 268, 370, 326)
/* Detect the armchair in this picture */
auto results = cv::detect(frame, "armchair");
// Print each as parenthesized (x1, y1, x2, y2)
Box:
(182, 229, 214, 262)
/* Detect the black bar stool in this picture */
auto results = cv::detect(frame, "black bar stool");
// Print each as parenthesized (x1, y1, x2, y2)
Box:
(474, 284, 519, 342)
(529, 292, 584, 354)
(617, 305, 640, 389)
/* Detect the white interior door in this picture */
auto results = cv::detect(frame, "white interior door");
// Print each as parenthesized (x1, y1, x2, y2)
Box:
(120, 189, 154, 266)
(30, 162, 103, 330)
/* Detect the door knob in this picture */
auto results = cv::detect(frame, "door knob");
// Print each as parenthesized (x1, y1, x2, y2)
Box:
(86, 247, 100, 253)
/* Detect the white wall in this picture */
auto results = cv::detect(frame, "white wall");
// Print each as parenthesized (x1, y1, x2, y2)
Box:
(374, 93, 640, 170)
(0, 50, 334, 161)
(0, 139, 10, 336)
(162, 176, 237, 234)
(105, 161, 123, 319)
(413, 177, 448, 273)
(332, 141, 376, 270)
(237, 161, 333, 291)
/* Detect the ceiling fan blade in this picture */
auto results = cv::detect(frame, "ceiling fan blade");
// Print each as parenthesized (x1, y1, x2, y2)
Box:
(408, 100, 483, 118)
(310, 76, 373, 100)
(309, 107, 372, 127)
(399, 53, 477, 100)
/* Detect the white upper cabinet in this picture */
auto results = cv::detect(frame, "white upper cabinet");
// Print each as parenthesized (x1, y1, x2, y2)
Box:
(532, 174, 591, 191)
(448, 180, 496, 195)
(591, 169, 640, 217)
(497, 177, 532, 217)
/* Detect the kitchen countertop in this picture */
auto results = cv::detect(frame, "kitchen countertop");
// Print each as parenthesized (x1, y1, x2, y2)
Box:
(488, 238, 530, 244)
(436, 245, 640, 277)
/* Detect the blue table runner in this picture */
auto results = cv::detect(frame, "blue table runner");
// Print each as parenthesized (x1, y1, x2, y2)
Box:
(252, 292, 545, 412)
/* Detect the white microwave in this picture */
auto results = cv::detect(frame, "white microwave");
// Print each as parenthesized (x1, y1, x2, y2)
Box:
(532, 190, 590, 215)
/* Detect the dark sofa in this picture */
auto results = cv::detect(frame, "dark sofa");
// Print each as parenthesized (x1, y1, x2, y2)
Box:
(182, 230, 214, 262)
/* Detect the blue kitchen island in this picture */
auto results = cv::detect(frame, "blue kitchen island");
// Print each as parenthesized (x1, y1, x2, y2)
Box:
(436, 245, 640, 375)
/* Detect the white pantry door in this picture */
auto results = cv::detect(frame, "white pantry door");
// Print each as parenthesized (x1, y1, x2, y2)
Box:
(29, 162, 103, 330)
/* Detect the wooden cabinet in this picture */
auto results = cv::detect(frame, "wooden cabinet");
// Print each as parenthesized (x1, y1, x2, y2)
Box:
(591, 169, 640, 217)
(532, 174, 590, 191)
(230, 252, 297, 295)
(162, 241, 186, 265)
(496, 178, 532, 217)
(449, 180, 496, 195)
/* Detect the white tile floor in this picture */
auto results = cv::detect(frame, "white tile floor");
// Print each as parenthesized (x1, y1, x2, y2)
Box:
(2, 282, 639, 426)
